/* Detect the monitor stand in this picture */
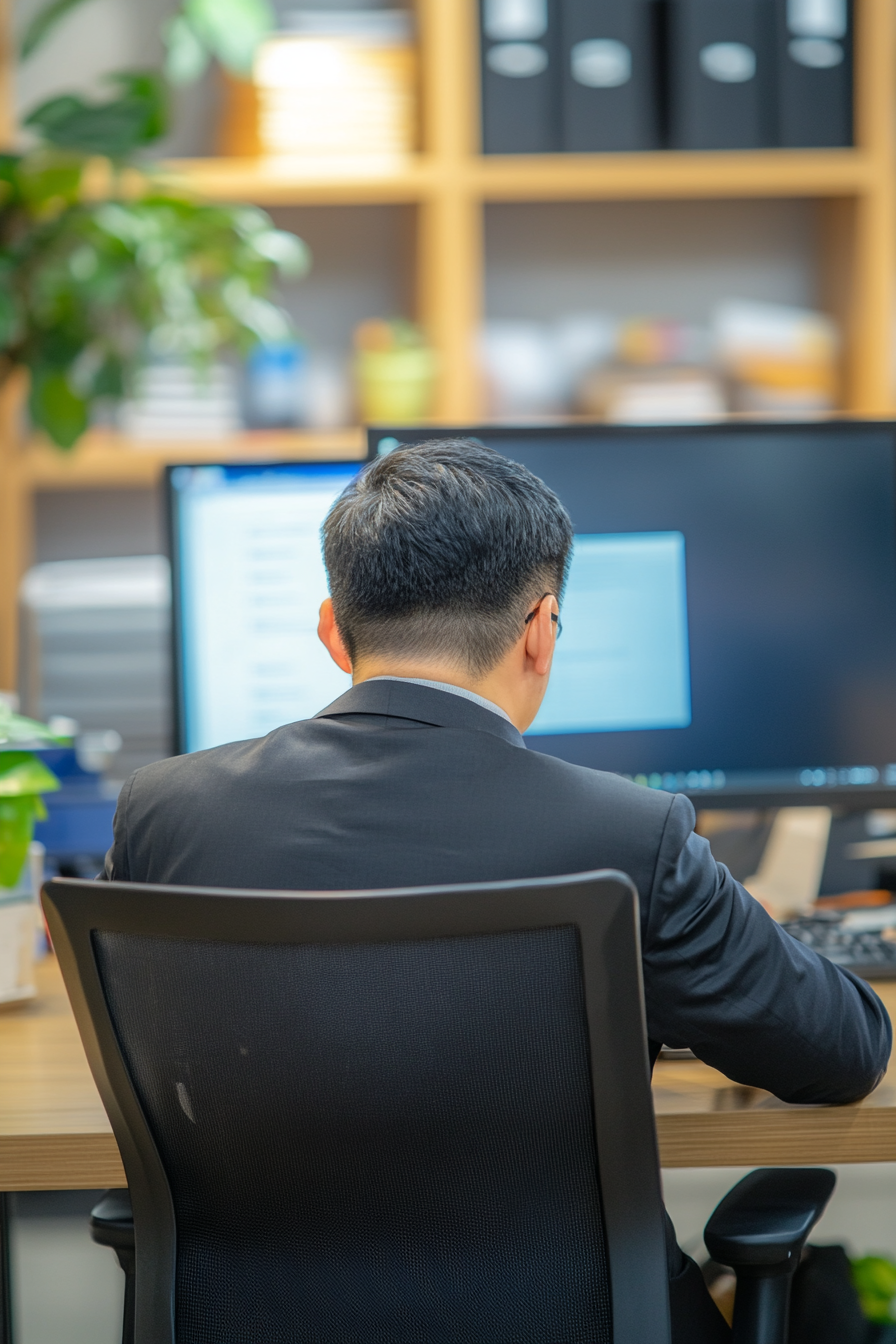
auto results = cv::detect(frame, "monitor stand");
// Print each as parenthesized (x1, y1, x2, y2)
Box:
(744, 807, 833, 919)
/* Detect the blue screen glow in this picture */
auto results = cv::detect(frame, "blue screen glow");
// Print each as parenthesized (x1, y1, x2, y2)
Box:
(530, 532, 692, 736)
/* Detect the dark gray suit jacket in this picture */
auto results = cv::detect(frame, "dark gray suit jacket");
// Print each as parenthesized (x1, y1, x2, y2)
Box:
(105, 678, 891, 1103)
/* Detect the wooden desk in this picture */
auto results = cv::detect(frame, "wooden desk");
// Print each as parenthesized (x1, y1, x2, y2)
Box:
(0, 957, 123, 1191)
(653, 982, 896, 1167)
(2, 957, 895, 1191)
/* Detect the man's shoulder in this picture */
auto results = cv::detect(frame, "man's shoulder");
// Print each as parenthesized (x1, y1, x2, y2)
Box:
(517, 743, 680, 821)
(130, 734, 263, 782)
(124, 727, 300, 800)
(124, 715, 362, 799)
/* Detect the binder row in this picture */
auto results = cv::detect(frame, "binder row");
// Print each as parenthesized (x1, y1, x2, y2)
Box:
(480, 0, 852, 153)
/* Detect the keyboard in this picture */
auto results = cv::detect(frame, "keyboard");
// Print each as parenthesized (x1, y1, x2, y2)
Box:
(781, 908, 896, 981)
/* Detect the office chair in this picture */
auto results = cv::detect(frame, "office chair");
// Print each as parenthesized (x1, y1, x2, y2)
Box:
(44, 872, 833, 1344)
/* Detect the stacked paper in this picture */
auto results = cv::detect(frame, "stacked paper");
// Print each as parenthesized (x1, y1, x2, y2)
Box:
(118, 364, 242, 440)
(253, 10, 416, 161)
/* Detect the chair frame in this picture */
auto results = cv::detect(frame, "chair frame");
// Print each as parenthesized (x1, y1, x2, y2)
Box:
(43, 870, 671, 1344)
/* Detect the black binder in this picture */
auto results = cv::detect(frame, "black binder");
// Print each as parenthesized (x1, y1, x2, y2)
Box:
(560, 0, 662, 151)
(667, 0, 776, 149)
(480, 0, 561, 152)
(775, 0, 852, 146)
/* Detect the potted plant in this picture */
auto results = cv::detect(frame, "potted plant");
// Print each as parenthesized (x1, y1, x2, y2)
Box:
(5, 0, 305, 449)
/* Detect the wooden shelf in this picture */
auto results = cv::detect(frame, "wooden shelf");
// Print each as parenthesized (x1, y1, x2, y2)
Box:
(13, 428, 367, 489)
(471, 148, 878, 202)
(159, 148, 878, 209)
(155, 156, 441, 207)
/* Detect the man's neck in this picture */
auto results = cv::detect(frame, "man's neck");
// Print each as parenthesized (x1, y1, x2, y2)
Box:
(345, 607, 555, 734)
(353, 662, 488, 698)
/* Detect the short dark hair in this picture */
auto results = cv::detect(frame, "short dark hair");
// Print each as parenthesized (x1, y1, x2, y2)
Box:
(322, 439, 574, 677)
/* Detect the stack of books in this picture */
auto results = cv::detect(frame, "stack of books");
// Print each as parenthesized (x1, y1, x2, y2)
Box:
(118, 364, 242, 440)
(715, 301, 839, 415)
(224, 9, 417, 165)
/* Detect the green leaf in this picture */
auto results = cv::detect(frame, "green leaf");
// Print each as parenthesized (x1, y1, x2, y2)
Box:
(0, 284, 21, 348)
(852, 1257, 896, 1324)
(0, 708, 66, 748)
(16, 152, 83, 212)
(28, 365, 89, 449)
(25, 321, 84, 373)
(0, 753, 61, 797)
(19, 0, 97, 59)
(24, 71, 169, 159)
(0, 794, 41, 887)
(251, 229, 310, 277)
(0, 155, 23, 194)
(221, 277, 292, 345)
(115, 72, 168, 143)
(184, 0, 274, 76)
(92, 353, 124, 398)
(163, 14, 210, 86)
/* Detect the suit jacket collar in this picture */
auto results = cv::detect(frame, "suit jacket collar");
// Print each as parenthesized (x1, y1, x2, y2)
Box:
(315, 679, 526, 749)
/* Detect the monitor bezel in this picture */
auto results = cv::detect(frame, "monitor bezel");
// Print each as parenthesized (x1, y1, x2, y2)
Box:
(165, 457, 365, 758)
(366, 420, 896, 810)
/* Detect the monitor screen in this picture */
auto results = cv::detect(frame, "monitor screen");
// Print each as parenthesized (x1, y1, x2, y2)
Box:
(369, 424, 896, 806)
(169, 460, 362, 753)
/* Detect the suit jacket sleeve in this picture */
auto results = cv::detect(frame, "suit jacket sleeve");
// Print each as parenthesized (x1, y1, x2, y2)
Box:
(100, 772, 135, 882)
(643, 793, 892, 1104)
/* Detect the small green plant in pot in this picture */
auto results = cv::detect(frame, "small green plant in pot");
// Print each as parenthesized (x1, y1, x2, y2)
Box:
(0, 705, 63, 890)
(354, 319, 438, 424)
(852, 1256, 896, 1326)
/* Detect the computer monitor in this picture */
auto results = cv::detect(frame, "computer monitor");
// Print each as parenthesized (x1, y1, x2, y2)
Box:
(368, 422, 896, 808)
(168, 460, 362, 754)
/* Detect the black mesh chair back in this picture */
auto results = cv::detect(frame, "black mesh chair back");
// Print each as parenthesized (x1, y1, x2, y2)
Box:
(43, 871, 670, 1344)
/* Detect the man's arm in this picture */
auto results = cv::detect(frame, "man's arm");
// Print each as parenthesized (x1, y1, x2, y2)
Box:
(98, 773, 135, 883)
(644, 794, 892, 1105)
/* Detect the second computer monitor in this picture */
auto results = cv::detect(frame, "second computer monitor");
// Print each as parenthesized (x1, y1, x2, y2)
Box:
(369, 423, 896, 807)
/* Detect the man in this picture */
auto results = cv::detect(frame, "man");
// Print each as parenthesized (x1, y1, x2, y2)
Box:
(104, 440, 891, 1341)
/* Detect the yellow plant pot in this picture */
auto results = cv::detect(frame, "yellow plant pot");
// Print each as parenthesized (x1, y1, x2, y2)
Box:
(356, 348, 437, 423)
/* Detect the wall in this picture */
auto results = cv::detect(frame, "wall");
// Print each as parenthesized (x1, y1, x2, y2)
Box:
(485, 198, 818, 325)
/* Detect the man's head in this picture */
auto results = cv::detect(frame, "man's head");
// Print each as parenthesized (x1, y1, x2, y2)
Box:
(318, 439, 573, 727)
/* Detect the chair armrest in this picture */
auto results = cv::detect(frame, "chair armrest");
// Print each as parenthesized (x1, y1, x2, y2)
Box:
(90, 1189, 134, 1254)
(705, 1168, 835, 1278)
(90, 1189, 132, 1227)
(89, 1190, 135, 1344)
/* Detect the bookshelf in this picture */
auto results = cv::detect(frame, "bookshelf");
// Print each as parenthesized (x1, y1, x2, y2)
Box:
(1, 0, 895, 689)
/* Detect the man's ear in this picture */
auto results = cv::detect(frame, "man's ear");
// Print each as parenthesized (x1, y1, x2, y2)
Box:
(523, 595, 559, 678)
(318, 598, 353, 674)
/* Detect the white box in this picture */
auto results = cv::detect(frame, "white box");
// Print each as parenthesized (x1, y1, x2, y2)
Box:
(0, 893, 36, 1006)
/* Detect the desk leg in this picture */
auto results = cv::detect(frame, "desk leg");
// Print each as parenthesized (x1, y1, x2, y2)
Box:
(0, 1193, 12, 1344)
